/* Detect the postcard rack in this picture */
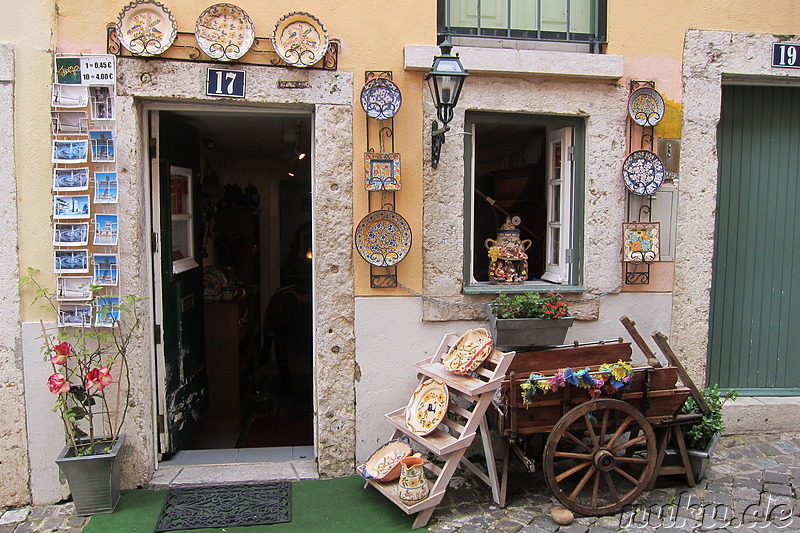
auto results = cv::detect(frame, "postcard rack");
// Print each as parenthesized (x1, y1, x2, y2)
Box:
(365, 334, 515, 529)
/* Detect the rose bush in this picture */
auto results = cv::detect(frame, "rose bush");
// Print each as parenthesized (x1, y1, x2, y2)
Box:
(21, 268, 144, 456)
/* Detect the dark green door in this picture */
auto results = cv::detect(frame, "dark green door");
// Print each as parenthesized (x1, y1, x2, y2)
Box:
(152, 111, 208, 452)
(709, 85, 800, 393)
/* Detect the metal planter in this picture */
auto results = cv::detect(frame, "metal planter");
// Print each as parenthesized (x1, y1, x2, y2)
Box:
(55, 434, 125, 516)
(686, 431, 721, 482)
(487, 304, 574, 349)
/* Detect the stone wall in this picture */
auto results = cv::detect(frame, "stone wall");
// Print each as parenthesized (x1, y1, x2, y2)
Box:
(0, 42, 30, 507)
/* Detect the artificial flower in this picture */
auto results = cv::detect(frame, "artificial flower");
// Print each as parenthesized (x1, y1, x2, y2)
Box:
(86, 367, 113, 391)
(47, 373, 70, 394)
(487, 246, 501, 262)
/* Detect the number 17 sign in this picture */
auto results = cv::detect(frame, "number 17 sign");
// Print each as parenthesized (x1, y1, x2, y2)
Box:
(206, 68, 246, 98)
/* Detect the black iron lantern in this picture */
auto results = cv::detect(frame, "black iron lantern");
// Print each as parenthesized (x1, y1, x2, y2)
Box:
(425, 37, 468, 169)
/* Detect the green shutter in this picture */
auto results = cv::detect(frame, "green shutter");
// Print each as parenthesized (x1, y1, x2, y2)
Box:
(709, 85, 800, 393)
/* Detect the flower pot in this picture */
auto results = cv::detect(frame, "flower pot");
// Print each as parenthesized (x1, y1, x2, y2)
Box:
(487, 304, 574, 348)
(55, 434, 125, 516)
(686, 431, 721, 481)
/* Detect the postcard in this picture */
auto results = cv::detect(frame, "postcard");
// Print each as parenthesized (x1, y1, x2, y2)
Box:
(56, 276, 93, 301)
(53, 167, 89, 191)
(54, 249, 89, 273)
(58, 304, 92, 327)
(53, 195, 90, 219)
(92, 254, 118, 286)
(52, 111, 88, 135)
(52, 84, 88, 108)
(52, 139, 88, 164)
(89, 86, 114, 120)
(89, 131, 114, 162)
(95, 296, 120, 327)
(93, 214, 118, 246)
(94, 172, 118, 203)
(54, 222, 89, 247)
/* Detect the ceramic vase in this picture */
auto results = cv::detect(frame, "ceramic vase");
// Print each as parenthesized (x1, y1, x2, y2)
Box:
(397, 456, 429, 502)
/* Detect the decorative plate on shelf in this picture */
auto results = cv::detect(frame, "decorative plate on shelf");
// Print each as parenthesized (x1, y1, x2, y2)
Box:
(628, 87, 665, 126)
(195, 3, 255, 61)
(405, 378, 449, 436)
(116, 0, 177, 57)
(622, 150, 666, 196)
(354, 209, 412, 266)
(272, 12, 329, 67)
(361, 78, 403, 120)
(202, 266, 226, 301)
(442, 328, 494, 374)
(357, 436, 412, 482)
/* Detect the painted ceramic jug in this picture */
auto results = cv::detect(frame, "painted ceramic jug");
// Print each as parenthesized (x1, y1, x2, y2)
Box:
(397, 455, 429, 502)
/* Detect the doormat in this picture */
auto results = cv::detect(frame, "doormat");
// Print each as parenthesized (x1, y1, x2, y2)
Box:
(154, 482, 291, 532)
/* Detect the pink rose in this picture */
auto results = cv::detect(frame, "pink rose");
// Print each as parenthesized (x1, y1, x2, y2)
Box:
(86, 367, 113, 391)
(47, 373, 70, 394)
(52, 342, 70, 365)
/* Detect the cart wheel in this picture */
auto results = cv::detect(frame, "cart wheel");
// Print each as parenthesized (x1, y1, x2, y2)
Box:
(543, 398, 656, 515)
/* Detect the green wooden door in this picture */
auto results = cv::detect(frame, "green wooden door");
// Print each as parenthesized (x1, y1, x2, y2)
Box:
(152, 111, 208, 452)
(709, 85, 800, 393)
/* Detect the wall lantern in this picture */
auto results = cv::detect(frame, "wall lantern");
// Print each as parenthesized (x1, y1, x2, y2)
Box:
(425, 37, 468, 169)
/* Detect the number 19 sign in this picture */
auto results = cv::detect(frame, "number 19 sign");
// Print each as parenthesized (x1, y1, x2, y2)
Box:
(772, 43, 800, 69)
(207, 68, 246, 98)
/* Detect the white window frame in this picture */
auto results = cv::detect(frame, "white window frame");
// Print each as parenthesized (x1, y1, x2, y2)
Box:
(464, 113, 582, 291)
(542, 127, 574, 283)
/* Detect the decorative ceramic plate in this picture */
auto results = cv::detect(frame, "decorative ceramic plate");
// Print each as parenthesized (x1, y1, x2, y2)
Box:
(272, 12, 329, 67)
(203, 266, 225, 300)
(357, 437, 412, 482)
(364, 152, 401, 191)
(442, 328, 494, 374)
(405, 378, 449, 436)
(628, 87, 665, 126)
(361, 78, 403, 120)
(622, 221, 661, 263)
(116, 0, 177, 57)
(194, 3, 255, 61)
(622, 150, 666, 196)
(354, 209, 412, 266)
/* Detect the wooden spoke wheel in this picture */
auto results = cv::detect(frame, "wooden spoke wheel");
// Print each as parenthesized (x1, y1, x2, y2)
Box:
(543, 399, 656, 515)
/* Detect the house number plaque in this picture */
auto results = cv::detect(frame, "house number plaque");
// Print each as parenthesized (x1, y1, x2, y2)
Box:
(206, 68, 246, 98)
(772, 43, 800, 69)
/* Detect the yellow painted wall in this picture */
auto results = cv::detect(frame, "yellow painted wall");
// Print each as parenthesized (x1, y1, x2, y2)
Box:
(48, 0, 435, 299)
(0, 0, 57, 322)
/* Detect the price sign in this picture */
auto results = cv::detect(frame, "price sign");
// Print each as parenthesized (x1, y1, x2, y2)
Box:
(55, 56, 116, 85)
(206, 68, 246, 98)
(772, 43, 800, 69)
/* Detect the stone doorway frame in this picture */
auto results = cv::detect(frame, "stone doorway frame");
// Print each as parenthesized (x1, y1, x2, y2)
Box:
(115, 58, 356, 478)
(675, 30, 800, 385)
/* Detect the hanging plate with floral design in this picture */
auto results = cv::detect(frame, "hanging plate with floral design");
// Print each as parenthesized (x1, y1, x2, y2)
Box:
(116, 0, 177, 57)
(405, 378, 449, 436)
(361, 78, 403, 120)
(354, 209, 412, 266)
(195, 3, 256, 61)
(628, 87, 665, 126)
(622, 150, 666, 196)
(272, 12, 329, 67)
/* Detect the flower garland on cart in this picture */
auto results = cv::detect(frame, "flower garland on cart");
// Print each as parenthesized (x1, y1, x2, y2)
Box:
(520, 360, 635, 405)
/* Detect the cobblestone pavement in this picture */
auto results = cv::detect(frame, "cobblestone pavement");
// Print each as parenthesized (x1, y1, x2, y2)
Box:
(1, 433, 798, 532)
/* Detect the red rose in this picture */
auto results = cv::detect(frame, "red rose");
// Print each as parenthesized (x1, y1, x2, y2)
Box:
(47, 373, 70, 394)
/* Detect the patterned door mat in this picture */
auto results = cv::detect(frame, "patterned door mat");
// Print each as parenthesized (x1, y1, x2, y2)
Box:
(155, 482, 291, 532)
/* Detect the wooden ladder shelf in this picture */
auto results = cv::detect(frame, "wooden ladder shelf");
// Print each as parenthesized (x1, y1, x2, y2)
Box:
(364, 333, 515, 529)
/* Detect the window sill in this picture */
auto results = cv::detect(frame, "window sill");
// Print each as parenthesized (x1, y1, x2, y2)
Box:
(463, 283, 586, 295)
(404, 44, 623, 80)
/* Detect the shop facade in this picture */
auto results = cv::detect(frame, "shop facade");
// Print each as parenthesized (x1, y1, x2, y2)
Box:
(1, 0, 799, 508)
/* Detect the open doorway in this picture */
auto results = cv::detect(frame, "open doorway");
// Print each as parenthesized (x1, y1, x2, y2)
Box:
(150, 107, 314, 462)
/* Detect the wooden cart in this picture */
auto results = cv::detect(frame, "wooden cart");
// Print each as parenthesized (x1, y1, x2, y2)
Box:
(494, 335, 703, 515)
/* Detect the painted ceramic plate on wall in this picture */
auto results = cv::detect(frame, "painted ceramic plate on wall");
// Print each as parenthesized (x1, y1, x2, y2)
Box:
(361, 78, 403, 120)
(364, 152, 401, 191)
(628, 87, 665, 126)
(443, 328, 494, 374)
(405, 378, 449, 436)
(622, 221, 661, 262)
(354, 209, 412, 266)
(272, 12, 329, 67)
(195, 3, 256, 61)
(116, 0, 177, 57)
(622, 150, 666, 196)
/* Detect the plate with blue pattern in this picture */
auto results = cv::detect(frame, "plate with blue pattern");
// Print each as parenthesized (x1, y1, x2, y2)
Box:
(622, 150, 666, 196)
(355, 209, 412, 266)
(360, 78, 402, 120)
